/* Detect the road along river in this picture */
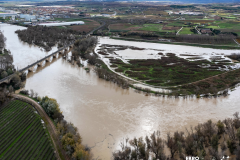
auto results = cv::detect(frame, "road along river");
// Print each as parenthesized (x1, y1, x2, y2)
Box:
(2, 23, 240, 159)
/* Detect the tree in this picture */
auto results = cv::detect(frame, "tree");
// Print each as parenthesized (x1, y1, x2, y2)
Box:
(166, 133, 178, 158)
(216, 120, 225, 135)
(8, 85, 14, 93)
(0, 92, 6, 104)
(211, 134, 219, 151)
(11, 74, 23, 89)
(30, 89, 34, 97)
(61, 132, 75, 155)
(40, 96, 63, 122)
(113, 138, 131, 160)
(7, 68, 12, 75)
(236, 128, 240, 145)
(73, 143, 91, 160)
(146, 131, 166, 160)
(227, 139, 236, 154)
(1, 71, 7, 78)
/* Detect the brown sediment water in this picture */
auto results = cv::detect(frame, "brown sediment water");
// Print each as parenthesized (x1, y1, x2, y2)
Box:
(2, 24, 240, 160)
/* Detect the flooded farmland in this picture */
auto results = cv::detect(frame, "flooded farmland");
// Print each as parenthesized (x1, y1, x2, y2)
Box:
(2, 23, 240, 159)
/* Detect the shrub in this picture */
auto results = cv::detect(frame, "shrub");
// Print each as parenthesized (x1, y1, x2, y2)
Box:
(115, 68, 124, 72)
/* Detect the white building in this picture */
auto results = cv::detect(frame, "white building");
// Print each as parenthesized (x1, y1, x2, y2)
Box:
(38, 21, 84, 27)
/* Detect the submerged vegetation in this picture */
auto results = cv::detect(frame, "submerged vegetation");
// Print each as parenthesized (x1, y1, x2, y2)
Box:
(97, 44, 240, 95)
(114, 112, 240, 160)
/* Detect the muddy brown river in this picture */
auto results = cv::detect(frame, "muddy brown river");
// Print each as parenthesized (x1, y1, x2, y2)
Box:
(2, 24, 240, 160)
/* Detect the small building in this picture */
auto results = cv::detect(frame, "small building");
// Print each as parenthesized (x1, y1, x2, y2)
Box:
(201, 28, 212, 34)
(214, 16, 222, 20)
(0, 13, 18, 19)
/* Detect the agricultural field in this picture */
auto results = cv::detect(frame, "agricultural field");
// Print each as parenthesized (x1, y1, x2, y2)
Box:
(139, 24, 164, 32)
(178, 27, 192, 35)
(109, 23, 178, 34)
(69, 19, 100, 33)
(109, 23, 141, 32)
(216, 21, 240, 30)
(166, 21, 184, 27)
(0, 100, 56, 160)
(204, 25, 219, 29)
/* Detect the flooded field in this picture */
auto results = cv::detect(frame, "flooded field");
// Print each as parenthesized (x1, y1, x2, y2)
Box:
(96, 37, 240, 69)
(2, 24, 240, 159)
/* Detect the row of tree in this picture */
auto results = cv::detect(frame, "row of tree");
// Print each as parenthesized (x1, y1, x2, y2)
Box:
(176, 35, 235, 44)
(114, 112, 240, 160)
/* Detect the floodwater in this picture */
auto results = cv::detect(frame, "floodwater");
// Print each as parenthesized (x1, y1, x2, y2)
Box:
(2, 23, 240, 159)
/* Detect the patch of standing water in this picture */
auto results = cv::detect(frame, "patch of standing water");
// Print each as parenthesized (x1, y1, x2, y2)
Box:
(2, 25, 240, 160)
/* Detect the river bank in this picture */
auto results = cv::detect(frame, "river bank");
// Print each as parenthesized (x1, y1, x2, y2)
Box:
(111, 36, 240, 50)
(2, 23, 240, 159)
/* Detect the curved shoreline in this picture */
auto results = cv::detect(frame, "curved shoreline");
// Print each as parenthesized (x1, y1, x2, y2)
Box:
(95, 38, 240, 94)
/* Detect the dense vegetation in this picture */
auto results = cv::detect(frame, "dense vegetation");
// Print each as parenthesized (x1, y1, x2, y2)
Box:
(180, 68, 240, 96)
(15, 26, 81, 51)
(72, 36, 98, 60)
(0, 100, 56, 160)
(114, 112, 240, 160)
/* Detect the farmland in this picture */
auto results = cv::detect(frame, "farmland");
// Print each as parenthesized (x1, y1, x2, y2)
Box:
(178, 27, 192, 35)
(52, 18, 100, 33)
(0, 100, 56, 160)
(69, 19, 100, 33)
(139, 24, 164, 32)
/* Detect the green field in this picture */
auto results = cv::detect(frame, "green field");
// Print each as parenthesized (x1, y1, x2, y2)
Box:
(0, 100, 56, 160)
(166, 22, 184, 27)
(205, 25, 220, 29)
(179, 27, 192, 35)
(139, 24, 163, 32)
(217, 22, 240, 29)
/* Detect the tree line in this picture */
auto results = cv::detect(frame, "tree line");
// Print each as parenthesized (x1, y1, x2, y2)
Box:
(176, 35, 235, 45)
(15, 26, 81, 51)
(114, 112, 240, 160)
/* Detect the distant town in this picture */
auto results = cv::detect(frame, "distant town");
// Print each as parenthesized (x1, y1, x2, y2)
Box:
(0, 1, 240, 160)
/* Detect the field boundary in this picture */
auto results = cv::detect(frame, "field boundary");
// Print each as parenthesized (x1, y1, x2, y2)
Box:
(13, 94, 69, 160)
